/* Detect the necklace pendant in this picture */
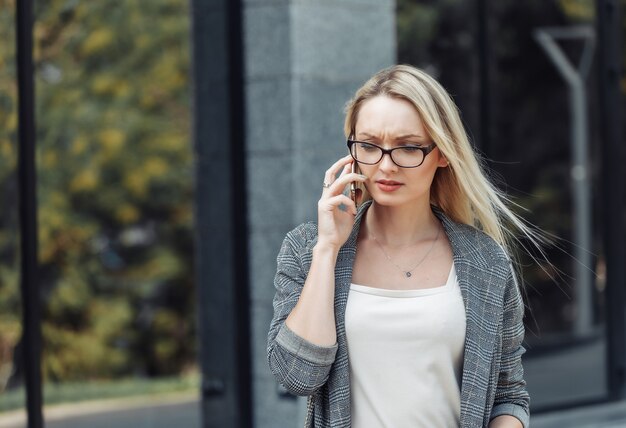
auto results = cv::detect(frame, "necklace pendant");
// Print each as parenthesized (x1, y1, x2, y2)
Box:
(405, 272, 412, 278)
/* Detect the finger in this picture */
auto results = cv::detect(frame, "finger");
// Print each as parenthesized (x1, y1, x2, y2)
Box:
(321, 194, 357, 215)
(319, 194, 357, 215)
(323, 155, 353, 187)
(324, 162, 351, 191)
(328, 172, 368, 195)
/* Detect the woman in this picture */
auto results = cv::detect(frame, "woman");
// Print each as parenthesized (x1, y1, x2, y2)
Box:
(267, 64, 537, 428)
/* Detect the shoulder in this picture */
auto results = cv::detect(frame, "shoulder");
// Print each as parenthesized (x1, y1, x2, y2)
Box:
(445, 219, 522, 307)
(285, 221, 318, 245)
(437, 211, 511, 269)
(276, 223, 319, 275)
(459, 222, 509, 260)
(281, 222, 319, 253)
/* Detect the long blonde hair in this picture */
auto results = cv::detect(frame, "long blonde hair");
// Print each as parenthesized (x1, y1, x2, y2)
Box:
(343, 64, 550, 259)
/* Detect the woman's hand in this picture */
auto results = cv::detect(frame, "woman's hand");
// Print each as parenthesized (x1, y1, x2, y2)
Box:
(316, 155, 367, 251)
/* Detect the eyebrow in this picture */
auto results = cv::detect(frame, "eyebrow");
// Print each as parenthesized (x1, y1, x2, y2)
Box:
(358, 132, 425, 140)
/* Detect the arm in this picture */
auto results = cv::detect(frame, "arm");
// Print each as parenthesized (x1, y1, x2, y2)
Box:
(284, 242, 340, 347)
(266, 229, 340, 396)
(489, 262, 530, 428)
(267, 155, 364, 396)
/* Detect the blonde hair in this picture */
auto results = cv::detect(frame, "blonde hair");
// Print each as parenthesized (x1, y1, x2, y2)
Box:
(343, 64, 550, 259)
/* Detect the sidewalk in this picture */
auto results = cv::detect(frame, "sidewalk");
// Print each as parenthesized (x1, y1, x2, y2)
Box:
(0, 392, 199, 428)
(532, 400, 626, 428)
(5, 393, 626, 427)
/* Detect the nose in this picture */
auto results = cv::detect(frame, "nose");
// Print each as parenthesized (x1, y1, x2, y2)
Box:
(378, 151, 398, 172)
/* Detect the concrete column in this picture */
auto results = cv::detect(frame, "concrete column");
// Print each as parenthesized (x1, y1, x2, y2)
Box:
(244, 1, 396, 426)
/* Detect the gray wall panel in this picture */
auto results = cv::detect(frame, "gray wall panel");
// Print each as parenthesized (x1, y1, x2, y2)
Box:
(249, 228, 291, 304)
(245, 80, 293, 154)
(247, 155, 293, 229)
(291, 2, 395, 79)
(243, 1, 395, 426)
(244, 5, 291, 79)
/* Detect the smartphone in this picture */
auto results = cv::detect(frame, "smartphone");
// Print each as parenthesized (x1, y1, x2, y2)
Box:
(350, 161, 358, 210)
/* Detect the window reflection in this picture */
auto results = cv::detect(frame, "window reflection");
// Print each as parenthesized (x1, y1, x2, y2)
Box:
(0, 1, 199, 425)
(398, 0, 608, 410)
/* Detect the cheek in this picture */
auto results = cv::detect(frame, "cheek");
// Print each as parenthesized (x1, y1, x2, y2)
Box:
(357, 164, 376, 177)
(405, 167, 438, 188)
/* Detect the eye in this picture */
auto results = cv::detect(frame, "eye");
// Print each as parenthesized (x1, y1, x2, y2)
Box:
(399, 146, 421, 153)
(358, 143, 378, 152)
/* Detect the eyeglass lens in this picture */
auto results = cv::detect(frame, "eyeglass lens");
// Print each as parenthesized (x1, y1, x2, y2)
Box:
(351, 142, 425, 167)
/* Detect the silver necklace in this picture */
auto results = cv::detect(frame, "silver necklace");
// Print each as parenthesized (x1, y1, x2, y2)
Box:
(371, 225, 441, 278)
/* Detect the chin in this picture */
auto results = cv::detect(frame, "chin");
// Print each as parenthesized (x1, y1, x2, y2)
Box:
(369, 193, 408, 207)
(368, 188, 428, 208)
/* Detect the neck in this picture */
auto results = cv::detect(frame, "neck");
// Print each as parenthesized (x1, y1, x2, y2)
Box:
(364, 199, 440, 246)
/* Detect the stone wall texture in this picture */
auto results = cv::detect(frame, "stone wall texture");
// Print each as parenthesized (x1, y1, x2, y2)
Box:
(244, 1, 395, 426)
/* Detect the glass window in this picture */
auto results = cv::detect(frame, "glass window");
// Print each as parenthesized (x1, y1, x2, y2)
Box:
(0, 3, 27, 423)
(398, 0, 609, 410)
(0, 2, 199, 425)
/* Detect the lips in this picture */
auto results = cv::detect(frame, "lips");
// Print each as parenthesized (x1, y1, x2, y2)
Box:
(376, 179, 403, 192)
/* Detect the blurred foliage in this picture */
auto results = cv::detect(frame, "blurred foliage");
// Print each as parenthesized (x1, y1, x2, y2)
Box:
(0, 0, 22, 393)
(397, 0, 624, 340)
(0, 0, 195, 389)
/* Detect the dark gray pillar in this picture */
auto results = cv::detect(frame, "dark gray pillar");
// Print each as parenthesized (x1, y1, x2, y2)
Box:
(597, 0, 626, 400)
(16, 0, 43, 426)
(476, 0, 493, 156)
(244, 1, 396, 426)
(190, 0, 251, 426)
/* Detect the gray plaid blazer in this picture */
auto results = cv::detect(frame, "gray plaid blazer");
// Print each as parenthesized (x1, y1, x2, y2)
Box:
(267, 200, 529, 428)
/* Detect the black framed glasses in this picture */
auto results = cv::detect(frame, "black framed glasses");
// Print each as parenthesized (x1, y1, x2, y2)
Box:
(346, 139, 437, 168)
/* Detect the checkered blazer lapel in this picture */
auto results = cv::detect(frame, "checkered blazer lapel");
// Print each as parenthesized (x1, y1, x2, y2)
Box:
(431, 205, 506, 426)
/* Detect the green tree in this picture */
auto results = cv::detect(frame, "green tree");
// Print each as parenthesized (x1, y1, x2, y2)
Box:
(0, 0, 196, 387)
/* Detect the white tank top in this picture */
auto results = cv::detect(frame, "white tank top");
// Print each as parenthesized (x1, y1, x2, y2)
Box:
(345, 264, 466, 428)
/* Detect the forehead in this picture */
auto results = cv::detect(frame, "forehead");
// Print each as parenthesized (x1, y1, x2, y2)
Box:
(355, 96, 426, 138)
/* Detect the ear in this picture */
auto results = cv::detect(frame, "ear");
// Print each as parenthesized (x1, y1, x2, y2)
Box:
(433, 146, 449, 168)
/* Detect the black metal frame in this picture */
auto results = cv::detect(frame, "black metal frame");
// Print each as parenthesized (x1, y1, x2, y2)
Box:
(190, 0, 252, 426)
(476, 0, 493, 155)
(16, 0, 43, 427)
(227, 0, 253, 423)
(597, 0, 626, 401)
